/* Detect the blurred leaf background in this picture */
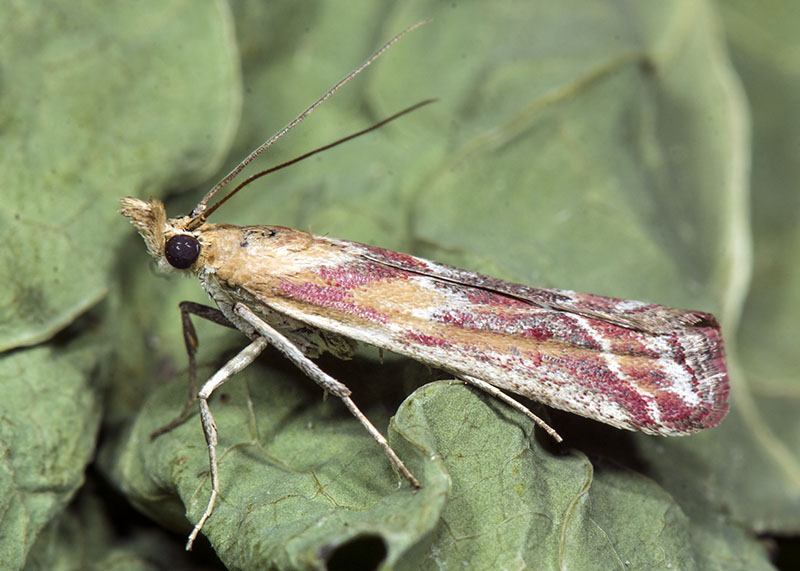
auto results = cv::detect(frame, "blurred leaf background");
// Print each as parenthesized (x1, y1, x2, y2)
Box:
(1, 0, 798, 569)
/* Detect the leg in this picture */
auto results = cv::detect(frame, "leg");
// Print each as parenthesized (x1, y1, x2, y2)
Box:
(186, 336, 269, 551)
(232, 303, 421, 489)
(460, 375, 563, 442)
(151, 301, 238, 440)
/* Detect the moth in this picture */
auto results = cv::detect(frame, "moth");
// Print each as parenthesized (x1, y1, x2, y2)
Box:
(120, 22, 729, 550)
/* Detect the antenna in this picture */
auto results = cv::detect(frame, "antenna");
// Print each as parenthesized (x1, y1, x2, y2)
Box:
(189, 19, 430, 220)
(195, 99, 436, 224)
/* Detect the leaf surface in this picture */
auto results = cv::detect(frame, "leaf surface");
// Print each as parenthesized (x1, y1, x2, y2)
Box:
(0, 0, 239, 566)
(7, 0, 795, 569)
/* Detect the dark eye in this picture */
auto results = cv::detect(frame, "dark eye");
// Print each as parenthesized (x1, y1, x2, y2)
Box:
(164, 234, 200, 269)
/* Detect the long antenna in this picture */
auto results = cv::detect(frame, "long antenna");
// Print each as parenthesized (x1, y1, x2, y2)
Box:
(195, 99, 437, 225)
(189, 19, 430, 219)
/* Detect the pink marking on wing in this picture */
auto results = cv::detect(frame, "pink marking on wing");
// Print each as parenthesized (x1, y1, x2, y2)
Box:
(666, 334, 692, 370)
(362, 244, 432, 271)
(591, 320, 662, 359)
(318, 261, 407, 289)
(433, 308, 605, 350)
(527, 351, 658, 429)
(279, 281, 390, 324)
(653, 391, 702, 425)
(404, 331, 451, 348)
(279, 259, 412, 323)
(432, 309, 550, 341)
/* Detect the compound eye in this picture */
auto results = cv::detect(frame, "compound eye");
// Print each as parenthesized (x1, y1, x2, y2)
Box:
(164, 234, 200, 269)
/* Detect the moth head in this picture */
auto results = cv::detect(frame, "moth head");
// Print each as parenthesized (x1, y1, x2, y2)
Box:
(119, 197, 201, 272)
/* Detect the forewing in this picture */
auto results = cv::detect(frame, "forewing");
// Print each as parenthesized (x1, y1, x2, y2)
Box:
(221, 231, 728, 436)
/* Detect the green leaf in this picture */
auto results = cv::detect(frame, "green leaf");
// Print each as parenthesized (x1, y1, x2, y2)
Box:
(715, 0, 800, 531)
(0, 0, 239, 567)
(0, 344, 101, 569)
(637, 2, 800, 565)
(10, 0, 797, 568)
(108, 364, 449, 568)
(396, 383, 700, 569)
(0, 0, 239, 351)
(24, 483, 224, 571)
